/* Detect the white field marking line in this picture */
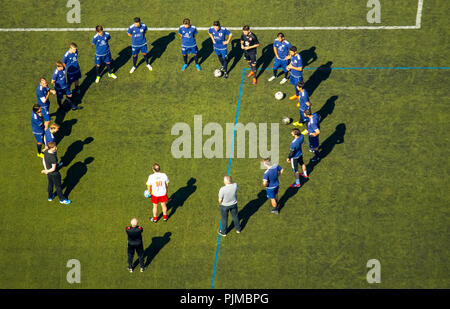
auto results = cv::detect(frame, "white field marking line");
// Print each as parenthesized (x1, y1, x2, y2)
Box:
(0, 1, 424, 32)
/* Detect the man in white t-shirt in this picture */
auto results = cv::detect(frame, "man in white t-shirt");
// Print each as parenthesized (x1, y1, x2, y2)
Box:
(146, 163, 170, 223)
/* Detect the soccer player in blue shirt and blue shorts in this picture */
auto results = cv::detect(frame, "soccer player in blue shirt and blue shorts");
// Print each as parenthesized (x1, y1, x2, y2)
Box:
(286, 46, 303, 100)
(31, 104, 45, 158)
(263, 158, 284, 214)
(179, 18, 201, 71)
(128, 17, 152, 73)
(293, 81, 311, 127)
(286, 128, 309, 188)
(62, 43, 82, 94)
(52, 61, 79, 111)
(268, 33, 291, 84)
(36, 77, 56, 131)
(208, 21, 232, 79)
(304, 109, 321, 162)
(92, 25, 117, 83)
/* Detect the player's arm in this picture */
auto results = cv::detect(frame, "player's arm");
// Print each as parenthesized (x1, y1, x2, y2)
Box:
(278, 168, 284, 176)
(306, 100, 311, 108)
(208, 32, 216, 45)
(263, 179, 268, 187)
(147, 184, 152, 193)
(224, 32, 232, 45)
(310, 129, 320, 137)
(246, 35, 259, 50)
(273, 45, 279, 59)
(41, 163, 56, 175)
(286, 147, 296, 162)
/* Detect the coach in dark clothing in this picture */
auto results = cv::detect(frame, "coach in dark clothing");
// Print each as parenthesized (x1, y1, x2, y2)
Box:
(126, 218, 145, 272)
(41, 142, 71, 204)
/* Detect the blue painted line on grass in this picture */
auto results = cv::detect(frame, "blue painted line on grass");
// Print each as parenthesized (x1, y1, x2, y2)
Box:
(210, 64, 449, 289)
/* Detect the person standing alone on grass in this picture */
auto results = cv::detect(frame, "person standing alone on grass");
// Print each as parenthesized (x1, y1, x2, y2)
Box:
(179, 18, 201, 71)
(41, 142, 71, 204)
(286, 128, 308, 188)
(92, 25, 117, 83)
(208, 20, 232, 79)
(240, 25, 259, 85)
(263, 158, 283, 214)
(126, 218, 145, 273)
(218, 176, 241, 236)
(128, 17, 152, 73)
(146, 163, 170, 223)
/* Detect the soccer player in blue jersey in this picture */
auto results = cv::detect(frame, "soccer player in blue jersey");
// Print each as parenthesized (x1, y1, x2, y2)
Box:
(286, 46, 303, 100)
(304, 109, 321, 162)
(52, 61, 79, 111)
(62, 43, 82, 94)
(179, 18, 201, 71)
(128, 17, 152, 73)
(31, 104, 45, 158)
(44, 123, 60, 148)
(286, 128, 308, 188)
(36, 78, 56, 131)
(268, 33, 292, 84)
(263, 158, 284, 214)
(293, 81, 311, 127)
(208, 21, 232, 79)
(92, 25, 117, 83)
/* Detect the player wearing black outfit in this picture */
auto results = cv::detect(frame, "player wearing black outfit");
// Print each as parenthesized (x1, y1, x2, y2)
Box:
(240, 25, 260, 84)
(126, 218, 145, 272)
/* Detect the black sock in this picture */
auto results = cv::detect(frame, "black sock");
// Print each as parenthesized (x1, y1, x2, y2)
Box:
(295, 88, 300, 96)
(273, 69, 278, 77)
(284, 71, 289, 79)
(133, 56, 137, 67)
(106, 63, 112, 74)
(144, 54, 149, 65)
(183, 54, 188, 64)
(314, 150, 320, 158)
(37, 143, 42, 154)
(222, 57, 228, 73)
(252, 65, 257, 75)
(194, 55, 198, 64)
(218, 56, 224, 68)
(96, 65, 100, 77)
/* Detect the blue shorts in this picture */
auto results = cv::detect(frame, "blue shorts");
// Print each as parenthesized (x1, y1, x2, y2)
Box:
(55, 87, 71, 101)
(309, 135, 320, 149)
(40, 105, 51, 122)
(67, 71, 82, 84)
(33, 132, 44, 144)
(273, 58, 289, 72)
(182, 46, 198, 55)
(132, 44, 148, 56)
(214, 48, 227, 58)
(95, 52, 112, 65)
(290, 74, 303, 86)
(266, 187, 279, 199)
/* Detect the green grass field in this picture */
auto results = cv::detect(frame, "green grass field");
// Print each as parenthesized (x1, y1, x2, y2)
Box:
(0, 0, 448, 289)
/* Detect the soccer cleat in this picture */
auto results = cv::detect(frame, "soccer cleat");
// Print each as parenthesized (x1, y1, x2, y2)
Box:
(236, 230, 241, 234)
(309, 149, 314, 152)
(220, 66, 225, 72)
(95, 76, 100, 83)
(289, 95, 299, 100)
(252, 78, 257, 85)
(270, 208, 279, 214)
(150, 218, 157, 223)
(37, 153, 44, 158)
(301, 129, 309, 135)
(289, 183, 301, 188)
(268, 76, 276, 82)
(247, 71, 254, 78)
(280, 77, 288, 84)
(130, 66, 136, 74)
(292, 121, 303, 127)
(163, 217, 168, 222)
(60, 199, 72, 205)
(223, 72, 229, 79)
(140, 267, 145, 272)
(48, 193, 56, 202)
(218, 230, 227, 237)
(71, 106, 81, 111)
(181, 64, 188, 71)
(108, 73, 117, 79)
(147, 64, 153, 71)
(300, 173, 309, 179)
(195, 64, 201, 71)
(128, 268, 133, 273)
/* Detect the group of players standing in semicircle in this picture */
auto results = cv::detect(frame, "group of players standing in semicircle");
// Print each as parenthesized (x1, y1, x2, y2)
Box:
(30, 16, 322, 209)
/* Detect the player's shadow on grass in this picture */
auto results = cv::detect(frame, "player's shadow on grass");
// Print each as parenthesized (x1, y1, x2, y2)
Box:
(137, 232, 172, 268)
(300, 46, 318, 68)
(317, 95, 338, 124)
(305, 61, 333, 97)
(60, 137, 94, 168)
(256, 43, 274, 78)
(228, 190, 267, 232)
(166, 178, 197, 220)
(62, 157, 94, 198)
(146, 32, 176, 66)
(112, 46, 132, 74)
(73, 65, 100, 106)
(227, 39, 244, 74)
(54, 119, 77, 144)
(194, 37, 213, 65)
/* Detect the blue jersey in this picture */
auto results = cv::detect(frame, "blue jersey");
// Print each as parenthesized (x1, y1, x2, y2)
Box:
(92, 32, 111, 56)
(263, 165, 283, 188)
(307, 113, 320, 134)
(44, 128, 55, 145)
(127, 23, 148, 47)
(290, 135, 304, 158)
(62, 50, 81, 75)
(290, 54, 303, 77)
(31, 111, 44, 133)
(208, 27, 231, 50)
(52, 68, 69, 90)
(298, 89, 310, 111)
(178, 25, 198, 48)
(273, 39, 291, 60)
(36, 85, 50, 107)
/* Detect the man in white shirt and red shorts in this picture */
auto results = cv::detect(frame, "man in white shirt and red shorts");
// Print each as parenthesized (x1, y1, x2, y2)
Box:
(146, 163, 170, 223)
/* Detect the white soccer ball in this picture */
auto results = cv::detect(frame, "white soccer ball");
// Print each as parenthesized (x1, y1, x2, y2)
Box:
(281, 117, 291, 125)
(144, 189, 151, 198)
(214, 69, 223, 77)
(275, 91, 284, 100)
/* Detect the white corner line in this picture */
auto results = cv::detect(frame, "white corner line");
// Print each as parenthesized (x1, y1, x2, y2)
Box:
(416, 0, 424, 28)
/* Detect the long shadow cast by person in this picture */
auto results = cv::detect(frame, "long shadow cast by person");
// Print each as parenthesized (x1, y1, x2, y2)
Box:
(134, 232, 172, 269)
(227, 39, 244, 74)
(227, 190, 267, 233)
(54, 118, 77, 144)
(145, 32, 176, 67)
(193, 37, 213, 65)
(256, 43, 274, 78)
(62, 156, 94, 198)
(60, 137, 94, 168)
(317, 95, 338, 124)
(112, 46, 132, 74)
(71, 63, 102, 107)
(304, 61, 333, 97)
(300, 46, 318, 68)
(166, 178, 197, 220)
